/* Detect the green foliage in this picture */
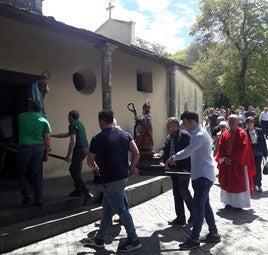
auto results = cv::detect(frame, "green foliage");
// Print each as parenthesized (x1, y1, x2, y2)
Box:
(189, 0, 268, 108)
(190, 44, 231, 107)
(169, 49, 187, 64)
(134, 37, 169, 57)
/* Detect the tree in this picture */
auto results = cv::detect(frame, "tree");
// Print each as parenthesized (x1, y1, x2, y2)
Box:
(169, 49, 187, 64)
(190, 44, 231, 107)
(190, 0, 268, 107)
(134, 37, 169, 57)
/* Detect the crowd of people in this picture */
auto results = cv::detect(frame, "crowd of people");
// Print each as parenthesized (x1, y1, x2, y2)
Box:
(14, 101, 268, 252)
(205, 106, 268, 194)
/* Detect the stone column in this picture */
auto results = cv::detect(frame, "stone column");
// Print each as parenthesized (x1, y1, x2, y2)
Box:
(166, 65, 177, 117)
(99, 43, 117, 110)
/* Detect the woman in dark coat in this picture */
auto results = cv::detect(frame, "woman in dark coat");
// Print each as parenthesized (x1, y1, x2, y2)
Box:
(245, 116, 268, 192)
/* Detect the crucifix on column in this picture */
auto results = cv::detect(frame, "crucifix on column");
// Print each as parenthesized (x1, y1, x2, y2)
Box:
(106, 2, 114, 19)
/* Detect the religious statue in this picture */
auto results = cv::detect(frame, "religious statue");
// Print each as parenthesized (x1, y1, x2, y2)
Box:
(31, 71, 50, 117)
(127, 99, 154, 157)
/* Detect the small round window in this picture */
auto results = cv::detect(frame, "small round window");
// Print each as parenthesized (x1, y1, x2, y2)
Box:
(72, 67, 96, 95)
(73, 73, 85, 91)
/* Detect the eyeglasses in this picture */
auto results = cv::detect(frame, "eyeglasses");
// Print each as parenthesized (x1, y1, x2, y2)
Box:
(246, 120, 254, 123)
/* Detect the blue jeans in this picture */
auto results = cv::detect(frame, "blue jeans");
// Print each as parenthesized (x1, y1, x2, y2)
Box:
(96, 178, 138, 242)
(17, 144, 44, 203)
(190, 177, 218, 241)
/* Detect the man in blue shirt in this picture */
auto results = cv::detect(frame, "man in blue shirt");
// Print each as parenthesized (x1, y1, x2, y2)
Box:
(166, 110, 221, 250)
(84, 110, 142, 252)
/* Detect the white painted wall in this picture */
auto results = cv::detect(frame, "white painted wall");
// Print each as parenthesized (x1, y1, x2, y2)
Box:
(0, 16, 203, 179)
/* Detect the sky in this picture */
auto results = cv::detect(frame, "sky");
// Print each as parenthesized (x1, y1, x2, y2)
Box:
(42, 0, 200, 54)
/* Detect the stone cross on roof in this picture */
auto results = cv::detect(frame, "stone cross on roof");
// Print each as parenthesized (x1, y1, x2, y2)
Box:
(106, 2, 114, 19)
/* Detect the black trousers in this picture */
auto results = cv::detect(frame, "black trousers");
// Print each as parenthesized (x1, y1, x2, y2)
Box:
(253, 155, 263, 187)
(69, 146, 88, 196)
(171, 174, 193, 224)
(261, 120, 268, 138)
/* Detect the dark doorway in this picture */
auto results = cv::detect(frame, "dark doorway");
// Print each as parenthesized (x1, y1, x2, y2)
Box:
(0, 69, 40, 180)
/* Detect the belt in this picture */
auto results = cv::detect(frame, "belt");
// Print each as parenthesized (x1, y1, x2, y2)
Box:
(19, 144, 44, 147)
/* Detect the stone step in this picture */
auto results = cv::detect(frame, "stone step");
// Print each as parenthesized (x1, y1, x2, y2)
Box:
(0, 176, 171, 253)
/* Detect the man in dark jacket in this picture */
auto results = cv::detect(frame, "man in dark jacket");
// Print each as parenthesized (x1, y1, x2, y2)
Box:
(159, 117, 193, 226)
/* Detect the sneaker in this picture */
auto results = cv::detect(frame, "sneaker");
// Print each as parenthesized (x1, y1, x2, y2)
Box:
(69, 190, 83, 197)
(117, 239, 142, 252)
(179, 238, 200, 250)
(200, 233, 221, 243)
(224, 204, 233, 210)
(83, 192, 94, 206)
(33, 201, 44, 207)
(233, 207, 242, 212)
(258, 186, 263, 193)
(21, 198, 31, 208)
(81, 237, 104, 248)
(168, 218, 186, 226)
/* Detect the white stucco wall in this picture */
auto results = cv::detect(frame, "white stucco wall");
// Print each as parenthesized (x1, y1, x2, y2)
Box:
(175, 70, 203, 120)
(96, 19, 135, 45)
(111, 51, 168, 152)
(0, 15, 202, 179)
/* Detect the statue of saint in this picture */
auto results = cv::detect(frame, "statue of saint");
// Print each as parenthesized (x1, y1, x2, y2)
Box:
(134, 99, 153, 153)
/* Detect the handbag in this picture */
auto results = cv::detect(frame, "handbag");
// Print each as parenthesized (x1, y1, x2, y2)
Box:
(263, 162, 268, 175)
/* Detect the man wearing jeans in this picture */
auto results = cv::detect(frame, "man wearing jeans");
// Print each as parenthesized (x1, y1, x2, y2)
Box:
(18, 100, 51, 207)
(166, 111, 221, 250)
(85, 110, 141, 252)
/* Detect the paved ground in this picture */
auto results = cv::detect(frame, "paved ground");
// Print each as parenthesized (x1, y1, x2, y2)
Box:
(5, 172, 268, 255)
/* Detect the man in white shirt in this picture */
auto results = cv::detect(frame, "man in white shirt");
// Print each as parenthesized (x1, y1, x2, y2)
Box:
(165, 111, 220, 250)
(259, 107, 268, 139)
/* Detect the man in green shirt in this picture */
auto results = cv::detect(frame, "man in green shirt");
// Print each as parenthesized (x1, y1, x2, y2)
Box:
(18, 100, 51, 207)
(51, 110, 93, 206)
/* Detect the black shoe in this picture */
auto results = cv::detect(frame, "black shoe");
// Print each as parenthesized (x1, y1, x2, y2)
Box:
(168, 218, 186, 226)
(98, 191, 104, 203)
(69, 190, 83, 197)
(233, 207, 242, 212)
(187, 215, 193, 224)
(83, 193, 94, 206)
(179, 238, 200, 250)
(81, 237, 104, 248)
(21, 198, 31, 208)
(200, 233, 221, 243)
(117, 238, 142, 252)
(33, 201, 44, 207)
(224, 204, 233, 210)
